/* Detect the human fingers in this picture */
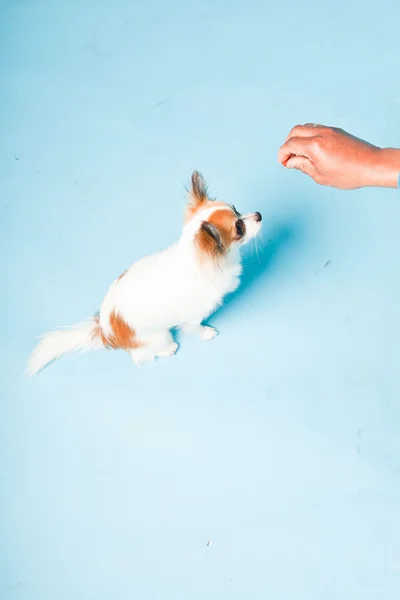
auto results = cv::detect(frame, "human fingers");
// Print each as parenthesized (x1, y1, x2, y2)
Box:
(285, 155, 316, 179)
(277, 136, 313, 166)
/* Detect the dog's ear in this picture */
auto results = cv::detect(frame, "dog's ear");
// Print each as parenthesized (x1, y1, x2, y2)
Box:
(195, 221, 225, 262)
(190, 171, 209, 206)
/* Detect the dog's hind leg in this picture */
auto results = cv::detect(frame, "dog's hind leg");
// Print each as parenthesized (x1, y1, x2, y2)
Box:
(129, 330, 178, 366)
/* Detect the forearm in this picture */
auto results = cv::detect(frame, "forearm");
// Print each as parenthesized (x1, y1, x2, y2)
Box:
(369, 148, 400, 188)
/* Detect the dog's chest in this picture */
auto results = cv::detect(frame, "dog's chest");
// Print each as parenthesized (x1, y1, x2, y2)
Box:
(193, 263, 241, 307)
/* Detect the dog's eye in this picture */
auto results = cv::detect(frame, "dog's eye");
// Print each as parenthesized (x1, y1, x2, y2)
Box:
(236, 220, 245, 238)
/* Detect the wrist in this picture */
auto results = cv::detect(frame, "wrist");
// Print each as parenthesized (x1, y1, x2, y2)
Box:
(370, 148, 400, 188)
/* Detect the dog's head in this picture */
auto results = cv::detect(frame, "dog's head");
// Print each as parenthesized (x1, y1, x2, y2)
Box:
(184, 171, 262, 263)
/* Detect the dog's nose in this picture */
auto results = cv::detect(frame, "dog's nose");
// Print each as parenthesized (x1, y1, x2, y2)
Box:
(254, 212, 262, 222)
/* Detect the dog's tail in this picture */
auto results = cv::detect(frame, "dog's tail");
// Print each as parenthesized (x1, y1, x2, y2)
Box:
(26, 317, 104, 377)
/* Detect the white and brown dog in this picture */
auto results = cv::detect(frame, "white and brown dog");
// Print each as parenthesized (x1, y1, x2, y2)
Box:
(27, 172, 262, 375)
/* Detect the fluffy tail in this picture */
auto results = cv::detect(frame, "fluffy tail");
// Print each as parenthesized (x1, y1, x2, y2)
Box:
(26, 318, 103, 377)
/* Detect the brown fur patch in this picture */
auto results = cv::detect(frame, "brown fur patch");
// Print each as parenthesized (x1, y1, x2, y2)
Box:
(186, 199, 216, 222)
(207, 209, 237, 248)
(118, 269, 127, 281)
(92, 312, 139, 350)
(195, 209, 237, 263)
(195, 223, 224, 261)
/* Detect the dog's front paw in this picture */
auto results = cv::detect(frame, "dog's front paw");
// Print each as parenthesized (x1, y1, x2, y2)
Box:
(157, 342, 179, 357)
(182, 323, 218, 341)
(199, 326, 218, 341)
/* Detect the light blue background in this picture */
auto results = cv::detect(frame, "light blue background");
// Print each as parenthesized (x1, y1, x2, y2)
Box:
(2, 1, 400, 598)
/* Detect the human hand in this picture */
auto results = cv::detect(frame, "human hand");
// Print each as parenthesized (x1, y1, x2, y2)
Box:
(278, 124, 400, 189)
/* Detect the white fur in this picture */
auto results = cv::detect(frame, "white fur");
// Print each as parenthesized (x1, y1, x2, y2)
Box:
(26, 319, 102, 377)
(27, 204, 261, 375)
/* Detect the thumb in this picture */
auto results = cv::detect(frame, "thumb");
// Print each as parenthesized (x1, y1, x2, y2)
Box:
(285, 155, 315, 178)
